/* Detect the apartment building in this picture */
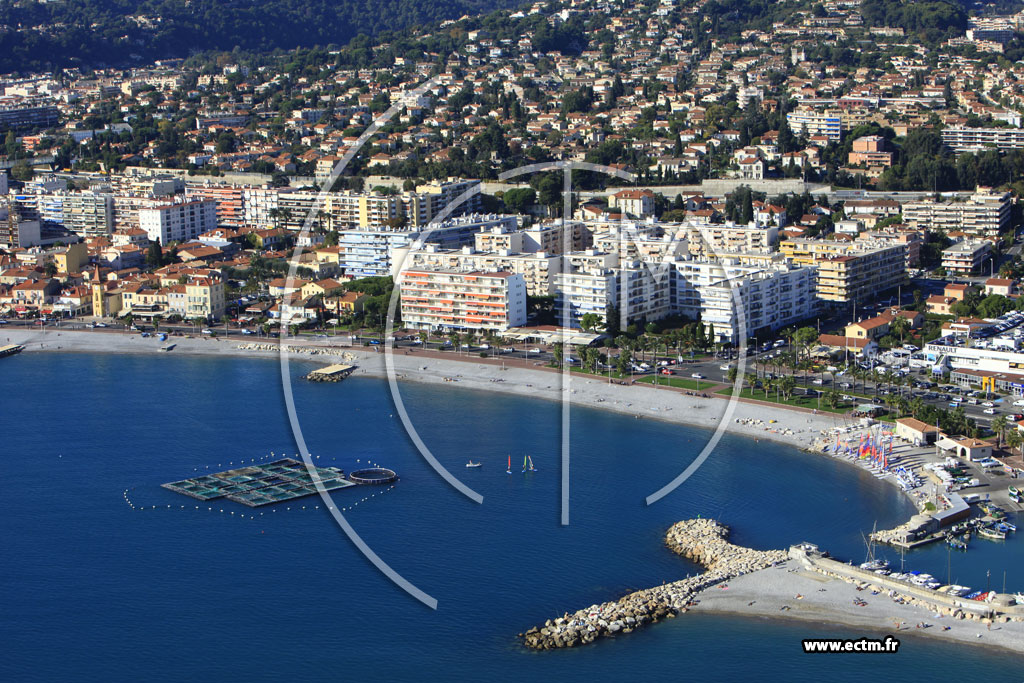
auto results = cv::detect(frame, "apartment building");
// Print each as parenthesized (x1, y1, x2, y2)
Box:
(901, 189, 1011, 238)
(941, 126, 1024, 153)
(687, 262, 817, 345)
(786, 108, 842, 140)
(185, 183, 247, 228)
(475, 220, 587, 254)
(408, 245, 562, 296)
(400, 269, 527, 333)
(681, 222, 779, 255)
(941, 240, 992, 275)
(781, 238, 906, 303)
(138, 199, 218, 244)
(0, 101, 59, 131)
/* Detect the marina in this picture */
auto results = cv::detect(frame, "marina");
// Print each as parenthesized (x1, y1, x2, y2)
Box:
(160, 457, 389, 507)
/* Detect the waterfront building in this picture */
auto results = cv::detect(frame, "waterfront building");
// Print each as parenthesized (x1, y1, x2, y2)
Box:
(674, 260, 817, 344)
(780, 238, 906, 303)
(400, 269, 527, 333)
(408, 245, 562, 296)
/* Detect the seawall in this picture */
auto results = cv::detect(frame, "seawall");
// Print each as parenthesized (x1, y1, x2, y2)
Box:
(520, 519, 787, 649)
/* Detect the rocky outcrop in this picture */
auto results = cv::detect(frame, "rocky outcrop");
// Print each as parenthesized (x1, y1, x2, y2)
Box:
(520, 519, 787, 650)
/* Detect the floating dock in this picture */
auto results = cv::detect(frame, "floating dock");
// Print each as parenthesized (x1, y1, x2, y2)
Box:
(162, 458, 360, 507)
(0, 344, 24, 358)
(305, 363, 355, 382)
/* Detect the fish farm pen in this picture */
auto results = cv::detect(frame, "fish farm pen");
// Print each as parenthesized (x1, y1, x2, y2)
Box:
(161, 458, 392, 507)
(348, 468, 398, 485)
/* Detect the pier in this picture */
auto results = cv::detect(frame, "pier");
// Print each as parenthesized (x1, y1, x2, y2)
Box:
(0, 343, 24, 358)
(304, 363, 355, 382)
(161, 458, 385, 507)
(520, 520, 787, 649)
(520, 520, 1024, 651)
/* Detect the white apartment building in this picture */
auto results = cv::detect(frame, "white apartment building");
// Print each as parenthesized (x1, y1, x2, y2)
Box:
(786, 108, 842, 140)
(941, 240, 992, 274)
(138, 199, 218, 244)
(901, 189, 1011, 238)
(941, 126, 1024, 153)
(400, 269, 527, 333)
(677, 261, 818, 345)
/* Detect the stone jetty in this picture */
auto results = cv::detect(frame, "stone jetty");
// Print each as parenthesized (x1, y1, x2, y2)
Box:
(520, 519, 788, 650)
(235, 342, 357, 360)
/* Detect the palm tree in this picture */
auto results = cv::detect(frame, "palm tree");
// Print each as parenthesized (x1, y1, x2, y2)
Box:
(991, 415, 1008, 449)
(890, 315, 911, 345)
(1006, 429, 1022, 455)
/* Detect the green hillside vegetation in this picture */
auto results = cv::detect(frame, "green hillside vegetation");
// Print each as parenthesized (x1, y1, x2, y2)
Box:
(0, 0, 518, 74)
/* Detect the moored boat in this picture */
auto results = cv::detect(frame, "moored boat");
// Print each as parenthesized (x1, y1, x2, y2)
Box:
(978, 525, 1007, 541)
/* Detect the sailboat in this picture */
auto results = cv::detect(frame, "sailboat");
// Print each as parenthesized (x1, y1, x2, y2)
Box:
(522, 455, 528, 473)
(506, 455, 511, 475)
(527, 455, 536, 472)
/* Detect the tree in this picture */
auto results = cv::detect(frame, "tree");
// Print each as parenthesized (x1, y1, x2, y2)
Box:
(991, 415, 1008, 449)
(146, 240, 164, 268)
(580, 312, 602, 333)
(889, 315, 910, 344)
(794, 326, 819, 359)
(1007, 429, 1022, 455)
(605, 302, 621, 339)
(552, 344, 564, 368)
(616, 348, 632, 376)
(44, 262, 58, 278)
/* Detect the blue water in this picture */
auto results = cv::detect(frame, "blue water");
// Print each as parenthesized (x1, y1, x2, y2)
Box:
(2, 353, 1023, 681)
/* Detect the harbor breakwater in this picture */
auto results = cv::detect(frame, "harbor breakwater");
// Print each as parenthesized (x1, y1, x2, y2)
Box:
(520, 519, 788, 649)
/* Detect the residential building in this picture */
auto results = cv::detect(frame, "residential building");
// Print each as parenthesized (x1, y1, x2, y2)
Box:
(901, 189, 1011, 238)
(780, 238, 907, 303)
(941, 240, 992, 275)
(400, 269, 527, 333)
(786, 108, 842, 140)
(138, 199, 218, 244)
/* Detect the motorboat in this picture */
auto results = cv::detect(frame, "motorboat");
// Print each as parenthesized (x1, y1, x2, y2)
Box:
(465, 461, 482, 468)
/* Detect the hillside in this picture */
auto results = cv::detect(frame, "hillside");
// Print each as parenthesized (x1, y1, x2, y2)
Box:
(0, 0, 516, 74)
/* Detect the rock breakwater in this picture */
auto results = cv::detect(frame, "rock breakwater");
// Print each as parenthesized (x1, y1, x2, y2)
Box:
(520, 519, 788, 649)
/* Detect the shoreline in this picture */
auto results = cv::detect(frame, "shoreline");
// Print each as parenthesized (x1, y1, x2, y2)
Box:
(2, 328, 853, 454)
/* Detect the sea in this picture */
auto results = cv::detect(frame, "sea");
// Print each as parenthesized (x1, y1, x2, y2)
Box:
(2, 352, 1023, 681)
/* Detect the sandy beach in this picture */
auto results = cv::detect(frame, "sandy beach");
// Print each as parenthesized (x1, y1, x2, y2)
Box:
(3, 327, 849, 451)
(690, 562, 1024, 654)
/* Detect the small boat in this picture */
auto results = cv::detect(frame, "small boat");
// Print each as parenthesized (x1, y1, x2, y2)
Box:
(947, 536, 968, 551)
(978, 526, 1007, 541)
(996, 522, 1015, 534)
(160, 343, 176, 352)
(465, 461, 482, 468)
(1009, 486, 1022, 503)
